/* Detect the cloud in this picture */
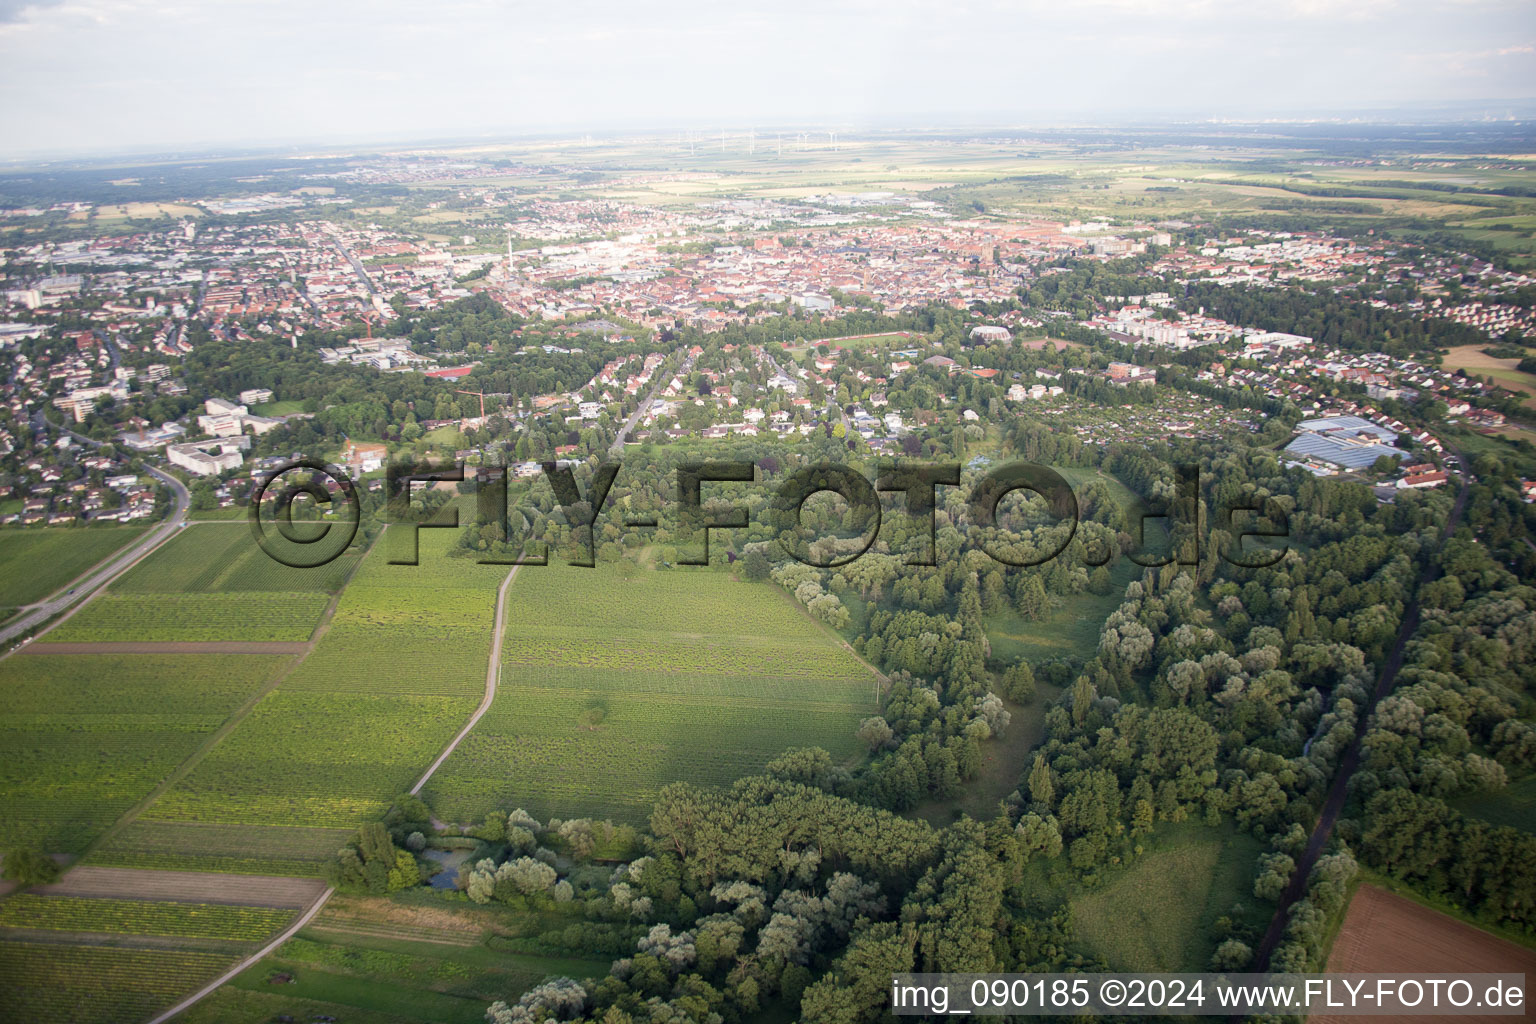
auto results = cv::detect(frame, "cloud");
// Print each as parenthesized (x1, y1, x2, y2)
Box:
(0, 0, 61, 22)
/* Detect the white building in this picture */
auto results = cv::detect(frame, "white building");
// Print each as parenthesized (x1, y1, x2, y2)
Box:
(167, 440, 244, 476)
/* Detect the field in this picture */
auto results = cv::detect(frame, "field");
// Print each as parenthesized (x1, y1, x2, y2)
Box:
(0, 894, 294, 942)
(1316, 884, 1536, 1024)
(423, 566, 878, 824)
(139, 530, 505, 831)
(0, 654, 290, 853)
(0, 942, 237, 1023)
(0, 526, 146, 607)
(1070, 824, 1264, 972)
(91, 820, 355, 877)
(38, 866, 326, 908)
(44, 523, 358, 644)
(1442, 344, 1536, 406)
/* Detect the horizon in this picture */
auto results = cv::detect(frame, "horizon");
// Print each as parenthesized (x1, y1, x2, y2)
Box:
(1, 0, 1534, 161)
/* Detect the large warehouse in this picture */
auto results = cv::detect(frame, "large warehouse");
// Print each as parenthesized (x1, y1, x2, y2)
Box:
(1284, 415, 1401, 470)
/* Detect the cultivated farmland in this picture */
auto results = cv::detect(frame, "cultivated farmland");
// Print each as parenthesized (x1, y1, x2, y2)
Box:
(141, 531, 505, 830)
(423, 567, 877, 824)
(0, 526, 147, 607)
(0, 894, 294, 942)
(1316, 884, 1536, 1024)
(43, 522, 357, 643)
(0, 942, 238, 1024)
(0, 654, 289, 853)
(91, 820, 355, 877)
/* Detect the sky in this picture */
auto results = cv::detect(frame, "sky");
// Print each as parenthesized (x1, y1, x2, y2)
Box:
(0, 0, 1534, 159)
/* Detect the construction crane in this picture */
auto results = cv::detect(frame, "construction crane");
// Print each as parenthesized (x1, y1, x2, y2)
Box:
(455, 389, 487, 419)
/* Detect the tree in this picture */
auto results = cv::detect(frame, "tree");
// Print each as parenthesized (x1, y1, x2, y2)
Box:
(741, 548, 772, 581)
(1027, 754, 1055, 810)
(1000, 662, 1035, 702)
(857, 716, 894, 751)
(2, 849, 59, 887)
(1211, 938, 1252, 970)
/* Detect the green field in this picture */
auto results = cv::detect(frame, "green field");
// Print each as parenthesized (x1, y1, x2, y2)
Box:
(141, 530, 505, 830)
(0, 526, 146, 607)
(0, 894, 294, 942)
(251, 400, 305, 416)
(423, 567, 878, 824)
(0, 941, 237, 1024)
(1455, 774, 1536, 835)
(49, 592, 332, 642)
(1070, 824, 1265, 972)
(44, 523, 359, 643)
(0, 654, 289, 852)
(90, 819, 355, 876)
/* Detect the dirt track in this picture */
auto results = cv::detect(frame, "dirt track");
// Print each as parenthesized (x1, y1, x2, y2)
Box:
(34, 867, 326, 909)
(21, 641, 313, 655)
(1313, 884, 1536, 1024)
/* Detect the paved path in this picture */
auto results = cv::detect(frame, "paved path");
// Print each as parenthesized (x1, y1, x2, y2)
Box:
(409, 560, 521, 795)
(143, 885, 335, 1024)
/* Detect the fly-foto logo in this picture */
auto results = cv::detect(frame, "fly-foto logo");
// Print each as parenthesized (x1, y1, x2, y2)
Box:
(249, 457, 1290, 572)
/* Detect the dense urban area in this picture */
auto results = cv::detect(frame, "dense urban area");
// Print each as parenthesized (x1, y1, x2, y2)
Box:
(0, 123, 1534, 1023)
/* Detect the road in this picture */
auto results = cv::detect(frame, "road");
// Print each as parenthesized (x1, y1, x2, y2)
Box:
(609, 346, 693, 455)
(1251, 454, 1471, 972)
(327, 226, 381, 301)
(0, 418, 191, 650)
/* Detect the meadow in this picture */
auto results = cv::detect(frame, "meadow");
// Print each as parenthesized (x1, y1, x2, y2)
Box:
(0, 526, 147, 607)
(423, 566, 877, 824)
(0, 653, 289, 853)
(1069, 823, 1264, 972)
(44, 522, 359, 643)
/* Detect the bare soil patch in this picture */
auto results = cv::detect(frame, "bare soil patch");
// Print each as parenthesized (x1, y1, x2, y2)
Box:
(35, 867, 325, 909)
(1314, 884, 1536, 1024)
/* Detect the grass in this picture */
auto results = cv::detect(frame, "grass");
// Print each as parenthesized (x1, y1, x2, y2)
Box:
(0, 526, 147, 606)
(1454, 773, 1536, 835)
(141, 531, 505, 829)
(0, 654, 289, 853)
(984, 567, 1134, 665)
(423, 566, 878, 824)
(250, 400, 306, 416)
(1070, 823, 1265, 972)
(911, 685, 1061, 825)
(188, 905, 611, 1024)
(44, 522, 359, 643)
